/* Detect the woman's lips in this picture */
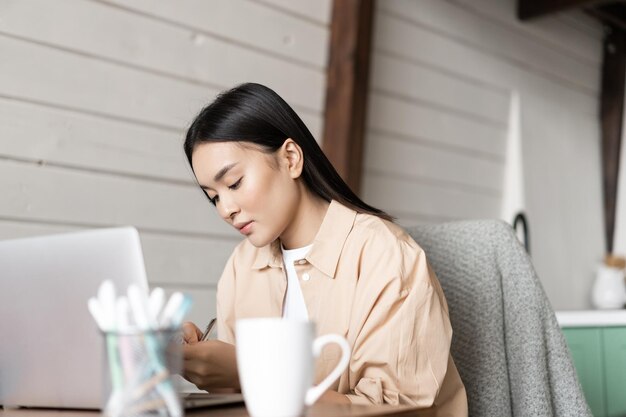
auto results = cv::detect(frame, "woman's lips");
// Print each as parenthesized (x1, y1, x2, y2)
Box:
(238, 221, 253, 235)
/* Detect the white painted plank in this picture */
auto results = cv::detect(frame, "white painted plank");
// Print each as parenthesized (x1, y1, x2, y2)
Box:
(371, 51, 510, 125)
(0, 34, 216, 128)
(378, 0, 599, 93)
(98, 0, 329, 69)
(521, 100, 601, 223)
(361, 172, 501, 220)
(448, 0, 602, 66)
(395, 213, 461, 230)
(363, 0, 602, 311)
(364, 132, 504, 193)
(373, 12, 598, 117)
(252, 0, 331, 26)
(141, 233, 238, 286)
(0, 98, 191, 182)
(367, 93, 507, 158)
(0, 0, 325, 114)
(162, 286, 216, 330)
(0, 219, 80, 239)
(0, 35, 323, 140)
(557, 9, 605, 40)
(0, 159, 236, 238)
(0, 219, 239, 287)
(520, 102, 602, 310)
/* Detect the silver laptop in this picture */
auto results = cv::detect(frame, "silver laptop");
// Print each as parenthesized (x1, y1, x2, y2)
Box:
(0, 227, 242, 410)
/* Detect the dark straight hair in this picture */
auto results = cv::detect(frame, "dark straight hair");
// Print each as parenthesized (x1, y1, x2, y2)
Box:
(183, 82, 392, 222)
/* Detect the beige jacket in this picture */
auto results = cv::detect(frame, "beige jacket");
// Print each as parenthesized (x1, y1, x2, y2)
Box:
(216, 200, 468, 416)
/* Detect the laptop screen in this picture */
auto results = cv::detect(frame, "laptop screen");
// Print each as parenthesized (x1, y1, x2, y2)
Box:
(0, 227, 149, 409)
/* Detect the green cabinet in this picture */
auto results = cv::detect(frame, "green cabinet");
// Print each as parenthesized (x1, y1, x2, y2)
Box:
(562, 328, 606, 416)
(603, 328, 626, 416)
(562, 326, 626, 417)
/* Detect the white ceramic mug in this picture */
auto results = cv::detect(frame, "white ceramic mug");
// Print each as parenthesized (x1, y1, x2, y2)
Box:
(235, 318, 350, 417)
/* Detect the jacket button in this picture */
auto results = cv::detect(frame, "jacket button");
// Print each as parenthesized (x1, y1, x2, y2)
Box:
(302, 273, 311, 281)
(297, 259, 306, 265)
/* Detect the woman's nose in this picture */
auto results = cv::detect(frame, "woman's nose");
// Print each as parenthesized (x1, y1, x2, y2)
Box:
(218, 195, 239, 221)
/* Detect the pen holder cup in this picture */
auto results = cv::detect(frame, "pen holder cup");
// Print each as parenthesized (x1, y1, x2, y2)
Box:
(101, 328, 184, 417)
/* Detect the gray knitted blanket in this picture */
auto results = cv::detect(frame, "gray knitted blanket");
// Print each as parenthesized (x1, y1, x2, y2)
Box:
(407, 220, 591, 417)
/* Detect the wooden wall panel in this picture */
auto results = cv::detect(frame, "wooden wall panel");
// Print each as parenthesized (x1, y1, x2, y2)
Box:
(361, 173, 501, 220)
(322, 0, 374, 192)
(380, 0, 599, 93)
(371, 51, 510, 125)
(0, 35, 323, 139)
(364, 132, 504, 192)
(363, 0, 603, 310)
(0, 0, 330, 326)
(0, 98, 189, 182)
(98, 0, 329, 69)
(373, 11, 598, 116)
(253, 0, 332, 25)
(452, 0, 601, 65)
(368, 94, 507, 157)
(600, 27, 626, 253)
(0, 160, 235, 236)
(0, 0, 325, 115)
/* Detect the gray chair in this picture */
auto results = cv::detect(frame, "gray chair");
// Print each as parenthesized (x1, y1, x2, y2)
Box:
(406, 220, 591, 417)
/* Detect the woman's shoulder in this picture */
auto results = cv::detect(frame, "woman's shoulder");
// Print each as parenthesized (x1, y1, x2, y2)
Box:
(353, 212, 418, 246)
(346, 213, 431, 287)
(349, 212, 424, 260)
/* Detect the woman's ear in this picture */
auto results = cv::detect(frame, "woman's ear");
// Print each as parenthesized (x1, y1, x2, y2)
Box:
(280, 139, 304, 179)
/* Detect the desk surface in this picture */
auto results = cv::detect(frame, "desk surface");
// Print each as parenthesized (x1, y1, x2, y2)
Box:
(1, 403, 418, 417)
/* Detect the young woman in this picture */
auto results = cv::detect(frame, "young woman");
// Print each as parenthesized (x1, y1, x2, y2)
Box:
(180, 83, 467, 415)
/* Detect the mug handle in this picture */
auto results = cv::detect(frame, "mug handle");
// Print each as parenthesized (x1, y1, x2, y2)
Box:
(305, 334, 351, 406)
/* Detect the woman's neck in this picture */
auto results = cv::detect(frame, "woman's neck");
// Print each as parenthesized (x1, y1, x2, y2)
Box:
(279, 191, 329, 250)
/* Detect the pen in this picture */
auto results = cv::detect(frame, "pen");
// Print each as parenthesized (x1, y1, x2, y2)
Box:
(201, 318, 217, 341)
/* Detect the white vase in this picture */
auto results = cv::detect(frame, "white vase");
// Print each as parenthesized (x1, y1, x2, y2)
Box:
(592, 264, 626, 309)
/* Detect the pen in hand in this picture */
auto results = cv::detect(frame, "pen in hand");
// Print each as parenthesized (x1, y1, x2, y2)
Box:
(200, 318, 217, 342)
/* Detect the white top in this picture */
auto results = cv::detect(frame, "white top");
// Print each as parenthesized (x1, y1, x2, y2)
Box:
(281, 243, 312, 321)
(556, 309, 626, 327)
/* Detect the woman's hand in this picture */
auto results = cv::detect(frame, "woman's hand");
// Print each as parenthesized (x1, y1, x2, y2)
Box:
(182, 339, 240, 391)
(182, 321, 203, 343)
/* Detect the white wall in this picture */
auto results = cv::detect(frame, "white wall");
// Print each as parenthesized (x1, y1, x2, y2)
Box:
(0, 0, 331, 326)
(362, 0, 605, 310)
(1, 0, 609, 314)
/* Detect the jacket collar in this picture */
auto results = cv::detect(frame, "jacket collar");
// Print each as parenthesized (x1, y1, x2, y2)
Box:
(251, 200, 357, 278)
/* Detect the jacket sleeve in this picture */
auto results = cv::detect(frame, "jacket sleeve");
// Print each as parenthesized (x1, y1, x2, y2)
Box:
(345, 237, 453, 407)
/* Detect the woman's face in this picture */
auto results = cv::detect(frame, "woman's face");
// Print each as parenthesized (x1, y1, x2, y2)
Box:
(191, 141, 301, 247)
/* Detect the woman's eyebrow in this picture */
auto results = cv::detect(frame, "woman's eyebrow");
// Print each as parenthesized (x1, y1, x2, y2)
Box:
(199, 162, 238, 190)
(214, 162, 238, 182)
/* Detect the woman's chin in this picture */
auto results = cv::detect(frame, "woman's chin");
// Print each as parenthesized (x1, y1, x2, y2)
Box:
(246, 234, 270, 248)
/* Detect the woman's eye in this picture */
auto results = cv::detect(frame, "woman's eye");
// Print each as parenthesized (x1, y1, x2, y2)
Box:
(229, 178, 243, 190)
(206, 178, 241, 205)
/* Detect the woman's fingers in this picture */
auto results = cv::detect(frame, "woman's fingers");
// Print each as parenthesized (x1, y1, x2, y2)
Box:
(181, 341, 238, 390)
(182, 321, 201, 343)
(182, 342, 211, 373)
(182, 343, 214, 390)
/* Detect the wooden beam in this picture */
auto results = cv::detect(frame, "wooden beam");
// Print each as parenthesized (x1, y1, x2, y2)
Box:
(600, 25, 626, 254)
(586, 3, 626, 32)
(518, 0, 609, 20)
(322, 0, 374, 194)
